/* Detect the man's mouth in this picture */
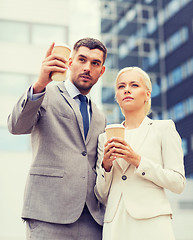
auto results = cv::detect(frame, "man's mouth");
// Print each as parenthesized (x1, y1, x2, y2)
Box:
(79, 74, 92, 80)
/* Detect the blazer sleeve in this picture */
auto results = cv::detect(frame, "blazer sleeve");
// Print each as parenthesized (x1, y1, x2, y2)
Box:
(7, 86, 46, 135)
(135, 120, 185, 194)
(94, 133, 113, 205)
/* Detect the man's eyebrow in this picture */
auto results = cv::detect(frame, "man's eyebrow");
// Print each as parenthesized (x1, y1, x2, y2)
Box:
(93, 59, 102, 64)
(78, 54, 87, 58)
(78, 54, 102, 64)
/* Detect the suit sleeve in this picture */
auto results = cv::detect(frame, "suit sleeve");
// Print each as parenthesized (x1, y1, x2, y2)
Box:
(94, 133, 113, 205)
(7, 86, 46, 135)
(135, 120, 185, 194)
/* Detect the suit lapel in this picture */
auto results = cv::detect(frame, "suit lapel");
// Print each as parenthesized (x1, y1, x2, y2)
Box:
(85, 100, 98, 144)
(122, 116, 153, 173)
(56, 83, 85, 140)
(129, 116, 153, 153)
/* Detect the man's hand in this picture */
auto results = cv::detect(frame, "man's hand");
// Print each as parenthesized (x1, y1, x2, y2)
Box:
(33, 43, 69, 94)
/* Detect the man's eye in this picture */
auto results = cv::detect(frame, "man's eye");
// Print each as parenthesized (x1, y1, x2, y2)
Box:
(79, 58, 85, 62)
(92, 62, 100, 66)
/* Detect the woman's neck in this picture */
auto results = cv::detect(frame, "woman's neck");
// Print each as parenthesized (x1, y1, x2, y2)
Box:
(124, 111, 146, 129)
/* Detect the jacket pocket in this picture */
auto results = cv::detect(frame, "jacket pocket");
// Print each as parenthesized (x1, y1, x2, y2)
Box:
(29, 167, 65, 178)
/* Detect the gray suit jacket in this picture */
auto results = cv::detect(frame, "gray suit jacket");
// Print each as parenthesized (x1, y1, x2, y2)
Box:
(8, 82, 106, 225)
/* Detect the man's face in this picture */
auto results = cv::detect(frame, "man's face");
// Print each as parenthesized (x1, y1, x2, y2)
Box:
(69, 46, 105, 95)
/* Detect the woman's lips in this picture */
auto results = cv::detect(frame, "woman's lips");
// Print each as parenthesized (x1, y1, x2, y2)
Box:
(123, 96, 134, 101)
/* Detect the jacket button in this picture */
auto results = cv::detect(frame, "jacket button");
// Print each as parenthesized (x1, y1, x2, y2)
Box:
(142, 172, 145, 176)
(82, 151, 87, 156)
(122, 175, 127, 180)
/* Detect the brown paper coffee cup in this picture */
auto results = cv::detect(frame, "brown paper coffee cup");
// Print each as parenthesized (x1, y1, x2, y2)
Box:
(51, 44, 71, 81)
(105, 124, 125, 140)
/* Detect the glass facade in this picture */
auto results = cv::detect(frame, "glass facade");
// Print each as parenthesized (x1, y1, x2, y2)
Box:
(100, 1, 193, 238)
(100, 0, 193, 178)
(0, 73, 32, 152)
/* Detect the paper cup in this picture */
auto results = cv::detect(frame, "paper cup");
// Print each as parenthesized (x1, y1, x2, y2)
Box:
(51, 44, 71, 81)
(105, 124, 125, 140)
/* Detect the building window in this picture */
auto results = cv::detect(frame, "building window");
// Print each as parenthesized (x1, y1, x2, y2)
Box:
(144, 0, 154, 5)
(166, 97, 193, 122)
(145, 27, 188, 70)
(0, 20, 68, 46)
(0, 72, 32, 152)
(125, 8, 137, 23)
(172, 67, 183, 85)
(186, 97, 193, 116)
(0, 127, 30, 152)
(0, 72, 31, 127)
(31, 24, 68, 45)
(147, 17, 157, 35)
(106, 53, 118, 69)
(179, 201, 193, 209)
(173, 102, 185, 121)
(101, 1, 116, 19)
(102, 87, 115, 104)
(166, 0, 181, 19)
(151, 82, 160, 98)
(161, 57, 193, 92)
(0, 20, 29, 44)
(187, 58, 193, 76)
(148, 49, 158, 67)
(166, 27, 188, 55)
(182, 138, 188, 156)
(191, 134, 193, 151)
(119, 43, 128, 60)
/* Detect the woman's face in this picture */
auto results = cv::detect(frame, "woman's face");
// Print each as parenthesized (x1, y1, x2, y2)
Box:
(116, 70, 151, 114)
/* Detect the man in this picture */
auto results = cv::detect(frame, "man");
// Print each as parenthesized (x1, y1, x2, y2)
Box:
(8, 38, 107, 239)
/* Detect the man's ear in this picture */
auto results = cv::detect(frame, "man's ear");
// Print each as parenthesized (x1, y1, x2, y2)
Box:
(100, 65, 106, 77)
(68, 58, 73, 69)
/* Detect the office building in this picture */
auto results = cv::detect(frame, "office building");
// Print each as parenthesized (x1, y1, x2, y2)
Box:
(0, 0, 100, 239)
(100, 2, 193, 239)
(100, 0, 193, 177)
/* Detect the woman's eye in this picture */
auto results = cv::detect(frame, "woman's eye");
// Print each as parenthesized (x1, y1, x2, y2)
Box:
(131, 84, 139, 87)
(118, 85, 125, 89)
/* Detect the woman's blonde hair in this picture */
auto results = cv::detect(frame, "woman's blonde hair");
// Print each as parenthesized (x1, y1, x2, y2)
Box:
(115, 66, 152, 116)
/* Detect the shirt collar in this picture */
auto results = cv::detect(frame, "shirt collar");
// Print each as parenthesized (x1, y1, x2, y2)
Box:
(64, 78, 90, 101)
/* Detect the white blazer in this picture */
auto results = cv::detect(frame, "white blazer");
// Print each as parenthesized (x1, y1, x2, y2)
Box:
(94, 117, 185, 223)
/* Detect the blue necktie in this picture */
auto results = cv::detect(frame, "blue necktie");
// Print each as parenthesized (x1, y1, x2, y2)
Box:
(78, 94, 89, 139)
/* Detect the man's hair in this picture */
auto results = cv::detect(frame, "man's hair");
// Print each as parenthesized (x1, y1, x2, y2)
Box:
(73, 37, 107, 64)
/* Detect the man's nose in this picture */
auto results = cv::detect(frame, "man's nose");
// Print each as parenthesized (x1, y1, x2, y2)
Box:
(83, 62, 91, 72)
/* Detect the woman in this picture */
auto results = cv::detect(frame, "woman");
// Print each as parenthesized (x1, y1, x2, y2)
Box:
(94, 67, 185, 240)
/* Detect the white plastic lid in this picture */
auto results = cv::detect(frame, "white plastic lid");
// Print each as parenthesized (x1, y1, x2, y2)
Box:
(54, 42, 71, 50)
(105, 124, 125, 130)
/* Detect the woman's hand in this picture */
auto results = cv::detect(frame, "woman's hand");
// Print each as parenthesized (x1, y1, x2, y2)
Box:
(102, 139, 117, 172)
(106, 137, 141, 168)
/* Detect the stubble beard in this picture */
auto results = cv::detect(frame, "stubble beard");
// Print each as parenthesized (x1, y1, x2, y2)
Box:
(72, 78, 93, 94)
